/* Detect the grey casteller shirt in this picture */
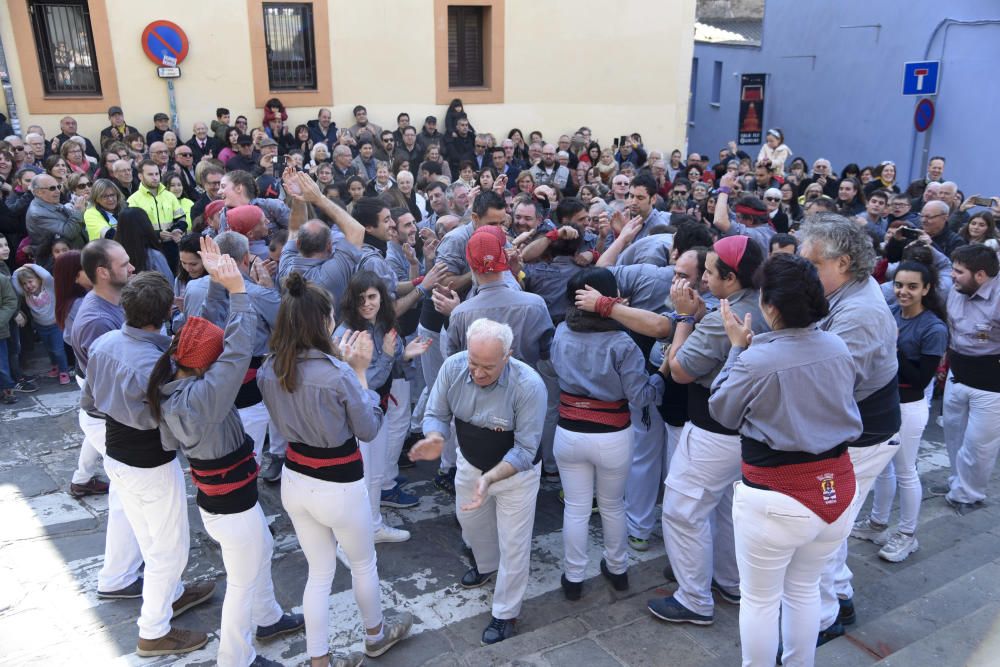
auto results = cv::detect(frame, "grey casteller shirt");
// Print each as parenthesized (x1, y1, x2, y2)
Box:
(424, 351, 547, 472)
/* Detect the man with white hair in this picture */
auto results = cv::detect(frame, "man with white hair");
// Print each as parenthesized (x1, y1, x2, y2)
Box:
(920, 199, 966, 257)
(411, 317, 547, 647)
(3, 136, 29, 170)
(24, 132, 47, 167)
(797, 158, 839, 199)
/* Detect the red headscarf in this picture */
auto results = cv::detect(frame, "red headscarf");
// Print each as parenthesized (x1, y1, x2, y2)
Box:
(713, 235, 749, 271)
(173, 316, 225, 369)
(226, 205, 263, 236)
(465, 225, 510, 274)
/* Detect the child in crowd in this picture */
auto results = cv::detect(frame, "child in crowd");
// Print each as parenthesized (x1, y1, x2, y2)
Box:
(0, 238, 19, 404)
(12, 263, 71, 384)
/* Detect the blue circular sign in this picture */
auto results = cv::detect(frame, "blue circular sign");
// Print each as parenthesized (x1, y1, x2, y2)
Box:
(914, 98, 935, 133)
(141, 21, 189, 66)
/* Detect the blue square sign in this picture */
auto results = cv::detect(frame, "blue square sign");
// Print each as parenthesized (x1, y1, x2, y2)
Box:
(903, 61, 940, 96)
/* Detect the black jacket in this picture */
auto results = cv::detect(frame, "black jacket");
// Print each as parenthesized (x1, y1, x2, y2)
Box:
(443, 131, 476, 175)
(186, 136, 220, 162)
(307, 119, 339, 149)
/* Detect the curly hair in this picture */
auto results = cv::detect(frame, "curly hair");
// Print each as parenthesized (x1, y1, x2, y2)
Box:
(799, 213, 877, 281)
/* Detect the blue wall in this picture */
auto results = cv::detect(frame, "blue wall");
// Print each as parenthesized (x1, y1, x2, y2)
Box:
(687, 1, 1000, 197)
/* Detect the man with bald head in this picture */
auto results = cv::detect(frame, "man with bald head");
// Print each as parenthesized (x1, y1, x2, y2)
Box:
(920, 200, 966, 256)
(185, 121, 218, 162)
(529, 144, 570, 190)
(54, 115, 99, 159)
(148, 141, 171, 176)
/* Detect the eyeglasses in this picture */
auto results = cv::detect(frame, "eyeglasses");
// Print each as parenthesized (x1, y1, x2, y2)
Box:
(36, 185, 59, 192)
(75, 182, 91, 189)
(100, 192, 118, 199)
(765, 196, 781, 202)
(920, 213, 946, 220)
(152, 149, 168, 154)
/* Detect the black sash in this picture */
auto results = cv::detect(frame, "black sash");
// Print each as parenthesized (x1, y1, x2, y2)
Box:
(687, 383, 738, 436)
(188, 435, 259, 515)
(853, 378, 902, 448)
(455, 418, 541, 472)
(949, 350, 1000, 393)
(104, 416, 175, 468)
(234, 356, 264, 409)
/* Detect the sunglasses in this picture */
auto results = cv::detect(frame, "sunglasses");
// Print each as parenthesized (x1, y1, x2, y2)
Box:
(765, 196, 780, 202)
(37, 185, 59, 192)
(75, 182, 92, 189)
(175, 152, 192, 157)
(12, 146, 24, 151)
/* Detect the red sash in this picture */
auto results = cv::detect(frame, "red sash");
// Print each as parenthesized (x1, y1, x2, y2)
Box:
(742, 451, 855, 524)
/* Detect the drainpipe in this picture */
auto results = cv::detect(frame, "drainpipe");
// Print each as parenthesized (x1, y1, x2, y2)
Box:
(0, 26, 20, 135)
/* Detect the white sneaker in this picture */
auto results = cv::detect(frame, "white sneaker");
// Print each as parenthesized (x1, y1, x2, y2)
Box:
(373, 525, 411, 543)
(850, 517, 889, 545)
(878, 532, 919, 562)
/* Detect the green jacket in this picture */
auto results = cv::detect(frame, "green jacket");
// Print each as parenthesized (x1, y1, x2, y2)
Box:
(0, 270, 18, 340)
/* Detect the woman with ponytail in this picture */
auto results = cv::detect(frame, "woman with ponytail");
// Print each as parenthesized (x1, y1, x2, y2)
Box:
(256, 271, 412, 667)
(708, 253, 863, 667)
(146, 240, 300, 667)
(551, 268, 666, 601)
(852, 260, 947, 562)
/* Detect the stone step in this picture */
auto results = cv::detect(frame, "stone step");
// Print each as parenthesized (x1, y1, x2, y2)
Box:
(873, 601, 1000, 667)
(817, 555, 1000, 665)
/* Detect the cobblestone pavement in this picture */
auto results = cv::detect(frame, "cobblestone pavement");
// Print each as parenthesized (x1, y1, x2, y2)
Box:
(1, 371, 996, 667)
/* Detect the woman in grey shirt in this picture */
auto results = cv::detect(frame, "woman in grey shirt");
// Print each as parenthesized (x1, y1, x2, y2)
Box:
(708, 254, 863, 667)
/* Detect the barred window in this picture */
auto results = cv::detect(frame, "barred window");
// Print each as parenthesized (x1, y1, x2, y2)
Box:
(28, 0, 101, 96)
(448, 6, 485, 88)
(263, 2, 318, 91)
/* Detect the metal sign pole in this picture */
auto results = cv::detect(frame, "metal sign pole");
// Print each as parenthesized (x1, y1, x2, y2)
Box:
(167, 78, 179, 134)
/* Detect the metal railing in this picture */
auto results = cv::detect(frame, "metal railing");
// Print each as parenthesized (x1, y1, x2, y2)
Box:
(28, 0, 101, 96)
(263, 2, 317, 91)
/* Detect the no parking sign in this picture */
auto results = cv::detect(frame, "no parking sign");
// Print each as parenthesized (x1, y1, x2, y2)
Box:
(141, 20, 189, 66)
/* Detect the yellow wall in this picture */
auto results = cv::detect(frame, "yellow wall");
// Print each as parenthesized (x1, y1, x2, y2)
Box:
(0, 0, 694, 152)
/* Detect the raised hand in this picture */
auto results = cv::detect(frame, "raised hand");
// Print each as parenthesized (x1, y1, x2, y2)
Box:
(403, 336, 432, 360)
(432, 285, 461, 316)
(408, 432, 444, 461)
(198, 235, 224, 274)
(382, 328, 398, 356)
(213, 254, 247, 294)
(340, 330, 374, 372)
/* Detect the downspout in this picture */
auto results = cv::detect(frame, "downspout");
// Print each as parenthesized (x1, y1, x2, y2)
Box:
(906, 18, 1000, 183)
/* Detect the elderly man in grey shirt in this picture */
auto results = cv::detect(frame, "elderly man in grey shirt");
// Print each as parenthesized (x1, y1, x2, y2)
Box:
(799, 214, 901, 643)
(411, 318, 546, 647)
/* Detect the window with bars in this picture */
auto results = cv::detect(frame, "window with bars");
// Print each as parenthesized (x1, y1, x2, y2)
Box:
(448, 6, 485, 88)
(263, 2, 317, 91)
(28, 0, 101, 96)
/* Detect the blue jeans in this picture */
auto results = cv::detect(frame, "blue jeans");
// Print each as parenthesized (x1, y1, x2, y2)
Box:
(0, 338, 14, 390)
(34, 322, 69, 373)
(6, 324, 22, 380)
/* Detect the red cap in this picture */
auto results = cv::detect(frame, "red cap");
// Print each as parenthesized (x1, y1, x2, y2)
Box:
(465, 226, 509, 274)
(226, 205, 263, 236)
(713, 235, 749, 271)
(173, 316, 225, 369)
(204, 199, 226, 221)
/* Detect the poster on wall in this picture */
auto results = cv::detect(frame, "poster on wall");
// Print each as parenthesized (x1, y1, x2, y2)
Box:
(738, 73, 766, 146)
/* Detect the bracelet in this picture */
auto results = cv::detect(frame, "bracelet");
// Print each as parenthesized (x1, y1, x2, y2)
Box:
(545, 229, 560, 242)
(413, 275, 424, 287)
(595, 295, 624, 318)
(718, 186, 732, 195)
(671, 312, 696, 325)
(416, 285, 430, 298)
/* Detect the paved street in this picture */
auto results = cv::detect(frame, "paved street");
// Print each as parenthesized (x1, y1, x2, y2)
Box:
(2, 368, 999, 667)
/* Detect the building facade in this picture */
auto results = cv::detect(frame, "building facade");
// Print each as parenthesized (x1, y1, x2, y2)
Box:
(0, 0, 695, 153)
(689, 0, 999, 196)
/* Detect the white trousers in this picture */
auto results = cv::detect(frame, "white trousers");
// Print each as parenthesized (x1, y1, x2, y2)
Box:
(382, 377, 411, 490)
(239, 402, 270, 465)
(359, 420, 389, 530)
(870, 400, 928, 534)
(625, 403, 667, 540)
(200, 503, 283, 667)
(418, 324, 457, 469)
(734, 483, 855, 667)
(281, 469, 382, 659)
(76, 407, 144, 592)
(554, 426, 633, 581)
(455, 451, 541, 619)
(818, 438, 897, 630)
(943, 376, 1000, 504)
(661, 423, 742, 616)
(103, 456, 188, 640)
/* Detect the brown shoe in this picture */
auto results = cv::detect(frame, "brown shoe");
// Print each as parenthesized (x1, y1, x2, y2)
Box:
(69, 476, 110, 498)
(136, 628, 208, 657)
(171, 581, 216, 618)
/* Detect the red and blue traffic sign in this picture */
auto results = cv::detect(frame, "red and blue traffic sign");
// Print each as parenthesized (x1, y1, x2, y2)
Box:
(913, 98, 935, 133)
(141, 21, 189, 66)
